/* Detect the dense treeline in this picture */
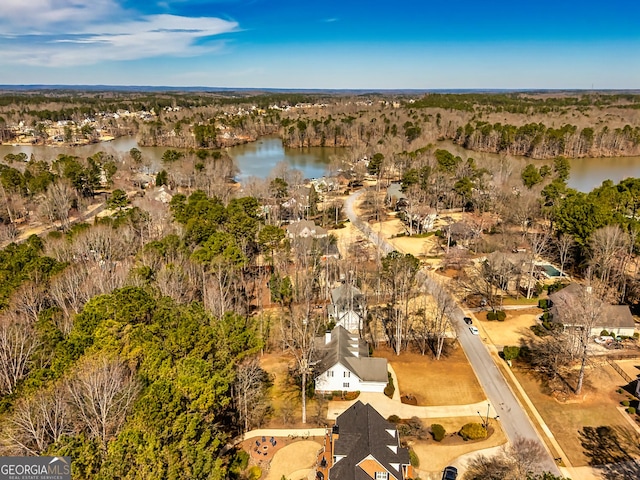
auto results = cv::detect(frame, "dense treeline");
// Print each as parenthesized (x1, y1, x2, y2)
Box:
(0, 187, 278, 478)
(410, 92, 640, 114)
(4, 89, 640, 158)
(452, 121, 640, 158)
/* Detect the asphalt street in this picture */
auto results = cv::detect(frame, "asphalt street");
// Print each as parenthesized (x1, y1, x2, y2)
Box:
(344, 189, 561, 475)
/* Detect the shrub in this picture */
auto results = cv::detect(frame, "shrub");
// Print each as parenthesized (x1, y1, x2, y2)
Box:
(622, 400, 630, 407)
(459, 422, 487, 441)
(431, 424, 446, 442)
(496, 310, 506, 321)
(229, 450, 250, 477)
(503, 346, 520, 361)
(531, 324, 549, 337)
(487, 311, 497, 321)
(533, 282, 544, 297)
(384, 372, 395, 398)
(617, 388, 624, 394)
(601, 330, 610, 337)
(387, 414, 401, 424)
(538, 299, 549, 309)
(634, 332, 639, 340)
(409, 448, 420, 467)
(344, 391, 360, 401)
(248, 466, 262, 480)
(541, 312, 551, 321)
(547, 281, 566, 294)
(628, 407, 636, 415)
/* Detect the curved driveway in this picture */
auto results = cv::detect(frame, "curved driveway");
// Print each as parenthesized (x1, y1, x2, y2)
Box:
(344, 189, 561, 475)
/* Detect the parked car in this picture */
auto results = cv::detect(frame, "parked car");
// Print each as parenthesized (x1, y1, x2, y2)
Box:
(469, 326, 479, 335)
(463, 317, 473, 325)
(442, 466, 458, 480)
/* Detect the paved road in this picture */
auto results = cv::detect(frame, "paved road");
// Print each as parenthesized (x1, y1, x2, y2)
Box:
(344, 189, 561, 475)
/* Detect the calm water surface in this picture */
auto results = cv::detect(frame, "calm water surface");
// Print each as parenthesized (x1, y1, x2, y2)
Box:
(0, 137, 338, 182)
(1, 137, 639, 191)
(437, 140, 640, 192)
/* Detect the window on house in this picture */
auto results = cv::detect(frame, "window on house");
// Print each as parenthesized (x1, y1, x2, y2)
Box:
(375, 472, 388, 480)
(327, 370, 333, 377)
(343, 382, 350, 388)
(343, 371, 350, 378)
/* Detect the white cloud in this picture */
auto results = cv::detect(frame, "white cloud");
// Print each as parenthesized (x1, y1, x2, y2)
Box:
(0, 1, 238, 66)
(1, 0, 122, 34)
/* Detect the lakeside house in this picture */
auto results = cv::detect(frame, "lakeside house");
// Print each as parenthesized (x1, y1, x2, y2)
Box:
(320, 401, 413, 480)
(313, 326, 388, 394)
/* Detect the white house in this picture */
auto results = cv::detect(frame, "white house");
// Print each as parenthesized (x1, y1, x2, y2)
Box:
(314, 326, 388, 394)
(328, 284, 365, 333)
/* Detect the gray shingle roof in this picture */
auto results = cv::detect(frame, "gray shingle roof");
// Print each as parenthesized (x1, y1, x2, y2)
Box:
(548, 283, 635, 330)
(330, 401, 410, 480)
(330, 284, 364, 308)
(314, 327, 387, 383)
(286, 220, 328, 237)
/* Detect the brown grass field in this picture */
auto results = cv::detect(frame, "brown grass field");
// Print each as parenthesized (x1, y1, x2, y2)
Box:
(476, 307, 541, 347)
(513, 364, 640, 467)
(374, 345, 485, 406)
(411, 416, 508, 474)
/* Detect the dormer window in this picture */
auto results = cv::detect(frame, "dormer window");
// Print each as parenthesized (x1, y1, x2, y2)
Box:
(375, 472, 389, 480)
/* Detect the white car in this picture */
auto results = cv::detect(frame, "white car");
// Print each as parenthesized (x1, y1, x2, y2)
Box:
(469, 326, 479, 335)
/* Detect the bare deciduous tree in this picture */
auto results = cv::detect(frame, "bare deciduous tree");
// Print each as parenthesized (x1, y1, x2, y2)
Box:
(233, 357, 269, 433)
(0, 313, 39, 395)
(10, 280, 48, 323)
(38, 179, 77, 231)
(2, 386, 72, 455)
(589, 225, 630, 297)
(464, 436, 553, 480)
(555, 233, 575, 278)
(280, 257, 323, 424)
(67, 355, 139, 446)
(410, 281, 455, 359)
(49, 264, 94, 333)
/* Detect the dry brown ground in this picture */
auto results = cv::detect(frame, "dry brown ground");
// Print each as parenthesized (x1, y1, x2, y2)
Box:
(388, 234, 442, 258)
(513, 364, 640, 467)
(260, 353, 326, 428)
(410, 416, 508, 474)
(476, 308, 541, 347)
(374, 345, 485, 406)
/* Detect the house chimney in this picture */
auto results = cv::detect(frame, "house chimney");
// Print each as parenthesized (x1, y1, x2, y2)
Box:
(325, 330, 332, 344)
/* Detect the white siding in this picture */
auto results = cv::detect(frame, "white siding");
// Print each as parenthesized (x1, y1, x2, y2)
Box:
(315, 362, 386, 393)
(335, 310, 362, 333)
(590, 326, 635, 337)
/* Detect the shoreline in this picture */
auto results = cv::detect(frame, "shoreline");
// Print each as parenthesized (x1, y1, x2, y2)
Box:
(3, 134, 640, 161)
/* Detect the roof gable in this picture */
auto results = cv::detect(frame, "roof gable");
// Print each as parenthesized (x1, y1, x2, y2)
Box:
(330, 402, 410, 480)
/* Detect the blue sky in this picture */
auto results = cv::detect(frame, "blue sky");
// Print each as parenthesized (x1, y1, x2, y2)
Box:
(1, 0, 639, 89)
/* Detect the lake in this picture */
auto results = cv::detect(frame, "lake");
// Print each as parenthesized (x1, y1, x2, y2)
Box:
(0, 136, 339, 182)
(436, 140, 640, 192)
(1, 137, 640, 192)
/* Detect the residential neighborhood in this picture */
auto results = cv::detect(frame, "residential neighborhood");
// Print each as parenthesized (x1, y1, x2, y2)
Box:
(1, 89, 640, 480)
